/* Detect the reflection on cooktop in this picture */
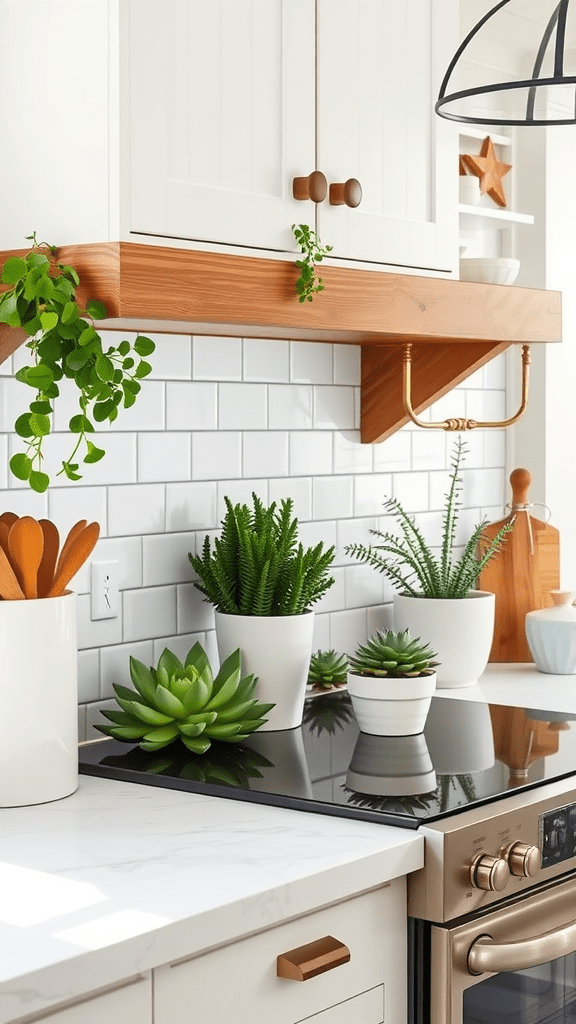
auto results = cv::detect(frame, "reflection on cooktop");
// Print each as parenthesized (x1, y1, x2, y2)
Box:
(79, 693, 576, 829)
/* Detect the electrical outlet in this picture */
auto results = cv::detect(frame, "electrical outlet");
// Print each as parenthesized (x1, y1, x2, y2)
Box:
(91, 561, 119, 620)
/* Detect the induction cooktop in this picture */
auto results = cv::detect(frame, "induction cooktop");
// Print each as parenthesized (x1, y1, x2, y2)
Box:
(78, 693, 576, 829)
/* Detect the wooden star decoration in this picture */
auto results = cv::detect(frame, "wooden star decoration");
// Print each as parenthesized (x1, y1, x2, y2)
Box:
(461, 136, 512, 208)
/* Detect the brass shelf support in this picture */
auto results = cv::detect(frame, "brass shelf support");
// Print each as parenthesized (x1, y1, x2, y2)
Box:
(402, 342, 531, 430)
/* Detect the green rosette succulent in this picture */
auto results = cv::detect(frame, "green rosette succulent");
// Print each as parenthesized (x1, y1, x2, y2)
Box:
(96, 642, 274, 754)
(349, 629, 438, 679)
(308, 650, 349, 690)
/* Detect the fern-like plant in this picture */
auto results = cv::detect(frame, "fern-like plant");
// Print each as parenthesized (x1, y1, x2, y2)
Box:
(189, 493, 335, 615)
(345, 437, 514, 599)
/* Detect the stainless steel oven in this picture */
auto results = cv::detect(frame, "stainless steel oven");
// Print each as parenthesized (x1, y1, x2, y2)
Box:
(408, 777, 576, 1024)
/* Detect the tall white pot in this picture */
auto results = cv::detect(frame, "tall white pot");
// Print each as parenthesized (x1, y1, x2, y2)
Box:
(393, 591, 495, 688)
(0, 592, 78, 807)
(215, 610, 315, 731)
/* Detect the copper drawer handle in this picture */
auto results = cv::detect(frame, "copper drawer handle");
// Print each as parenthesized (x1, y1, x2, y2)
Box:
(277, 935, 350, 981)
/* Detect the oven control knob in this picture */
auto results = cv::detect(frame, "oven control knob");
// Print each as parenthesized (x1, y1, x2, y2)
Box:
(506, 842, 540, 878)
(470, 853, 510, 892)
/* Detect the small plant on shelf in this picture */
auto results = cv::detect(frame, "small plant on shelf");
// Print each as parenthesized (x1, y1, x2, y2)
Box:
(189, 493, 335, 616)
(292, 223, 333, 303)
(308, 650, 349, 691)
(349, 629, 438, 679)
(345, 437, 514, 599)
(0, 233, 155, 492)
(96, 643, 274, 754)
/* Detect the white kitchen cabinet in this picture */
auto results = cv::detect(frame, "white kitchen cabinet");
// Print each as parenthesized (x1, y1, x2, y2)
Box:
(127, 0, 458, 273)
(14, 975, 152, 1024)
(153, 882, 407, 1024)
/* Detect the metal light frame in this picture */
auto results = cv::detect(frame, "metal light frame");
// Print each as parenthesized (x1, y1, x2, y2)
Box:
(436, 0, 576, 126)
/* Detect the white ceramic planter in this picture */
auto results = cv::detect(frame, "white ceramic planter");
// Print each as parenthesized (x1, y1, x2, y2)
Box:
(346, 731, 436, 796)
(347, 671, 437, 736)
(393, 591, 495, 688)
(525, 591, 576, 674)
(0, 592, 78, 808)
(215, 610, 315, 731)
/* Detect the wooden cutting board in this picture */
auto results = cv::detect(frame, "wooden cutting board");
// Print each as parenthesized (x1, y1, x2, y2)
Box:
(478, 468, 559, 662)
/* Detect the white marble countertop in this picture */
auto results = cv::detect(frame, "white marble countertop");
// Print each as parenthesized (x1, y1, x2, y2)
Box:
(0, 775, 423, 1023)
(436, 662, 576, 715)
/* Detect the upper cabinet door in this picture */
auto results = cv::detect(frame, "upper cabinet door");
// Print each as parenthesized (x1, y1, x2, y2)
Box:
(316, 0, 458, 273)
(128, 0, 315, 252)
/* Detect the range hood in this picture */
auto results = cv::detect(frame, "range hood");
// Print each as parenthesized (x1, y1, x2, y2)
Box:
(0, 242, 561, 443)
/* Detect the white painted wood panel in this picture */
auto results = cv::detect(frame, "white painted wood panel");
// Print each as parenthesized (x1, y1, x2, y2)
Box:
(316, 0, 458, 273)
(128, 0, 315, 252)
(24, 976, 152, 1024)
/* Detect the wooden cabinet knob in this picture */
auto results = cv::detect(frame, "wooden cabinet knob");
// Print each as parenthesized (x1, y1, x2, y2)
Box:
(293, 170, 328, 203)
(277, 935, 350, 981)
(329, 178, 362, 208)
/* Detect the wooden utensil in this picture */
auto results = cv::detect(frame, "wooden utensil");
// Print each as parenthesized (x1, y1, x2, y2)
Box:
(0, 545, 25, 600)
(0, 521, 10, 558)
(55, 519, 88, 578)
(47, 522, 100, 598)
(0, 511, 19, 527)
(37, 519, 60, 598)
(8, 516, 45, 599)
(478, 468, 560, 662)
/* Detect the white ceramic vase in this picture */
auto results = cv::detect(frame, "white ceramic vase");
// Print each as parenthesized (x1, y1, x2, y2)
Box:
(393, 591, 495, 688)
(347, 671, 437, 736)
(214, 610, 315, 731)
(0, 592, 78, 808)
(525, 591, 576, 674)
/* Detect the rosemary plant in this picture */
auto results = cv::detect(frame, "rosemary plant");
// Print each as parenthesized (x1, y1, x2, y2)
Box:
(345, 437, 513, 598)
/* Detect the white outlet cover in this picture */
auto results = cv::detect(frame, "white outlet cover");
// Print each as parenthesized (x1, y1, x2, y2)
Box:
(91, 561, 119, 620)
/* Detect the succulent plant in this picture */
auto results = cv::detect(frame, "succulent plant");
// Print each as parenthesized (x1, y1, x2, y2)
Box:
(348, 629, 438, 678)
(308, 650, 349, 690)
(95, 643, 274, 754)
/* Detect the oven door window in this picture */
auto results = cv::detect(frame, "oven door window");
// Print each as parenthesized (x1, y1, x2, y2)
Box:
(464, 954, 576, 1024)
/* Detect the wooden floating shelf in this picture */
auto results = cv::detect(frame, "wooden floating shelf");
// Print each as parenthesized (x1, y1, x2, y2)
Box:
(0, 241, 561, 444)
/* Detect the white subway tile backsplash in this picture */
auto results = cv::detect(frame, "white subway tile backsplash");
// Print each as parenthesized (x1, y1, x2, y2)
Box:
(463, 467, 506, 508)
(484, 430, 506, 468)
(143, 531, 195, 586)
(373, 432, 411, 472)
(100, 639, 155, 698)
(166, 382, 217, 430)
(219, 383, 267, 429)
(166, 481, 217, 532)
(353, 474, 392, 517)
(268, 477, 312, 521)
(329, 608, 369, 655)
(411, 433, 447, 472)
(138, 431, 191, 482)
(192, 431, 242, 480)
(123, 585, 177, 642)
(177, 582, 215, 634)
(290, 431, 333, 476)
(268, 384, 313, 429)
(146, 333, 192, 380)
(108, 483, 165, 537)
(344, 563, 384, 609)
(100, 381, 166, 432)
(48, 487, 107, 538)
(152, 632, 206, 664)
(243, 339, 289, 382)
(312, 613, 331, 652)
(0, 355, 12, 376)
(243, 431, 289, 478)
(367, 604, 394, 636)
(333, 345, 361, 386)
(215, 478, 269, 518)
(85, 699, 116, 740)
(313, 475, 353, 520)
(77, 649, 101, 704)
(429, 388, 466, 423)
(193, 336, 242, 380)
(24, 431, 137, 488)
(484, 353, 506, 389)
(466, 389, 506, 422)
(76, 593, 123, 650)
(333, 430, 373, 474)
(92, 536, 143, 591)
(314, 566, 346, 613)
(313, 386, 355, 429)
(429, 470, 452, 511)
(0, 435, 7, 489)
(291, 341, 333, 384)
(336, 517, 377, 565)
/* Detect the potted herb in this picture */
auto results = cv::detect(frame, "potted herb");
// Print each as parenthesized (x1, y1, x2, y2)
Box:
(96, 642, 274, 755)
(0, 234, 155, 492)
(345, 438, 514, 687)
(347, 628, 438, 736)
(307, 650, 349, 692)
(189, 493, 335, 730)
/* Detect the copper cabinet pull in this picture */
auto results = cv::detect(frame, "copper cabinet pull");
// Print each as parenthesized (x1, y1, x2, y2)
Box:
(468, 921, 576, 976)
(329, 178, 362, 207)
(277, 935, 350, 981)
(293, 171, 328, 203)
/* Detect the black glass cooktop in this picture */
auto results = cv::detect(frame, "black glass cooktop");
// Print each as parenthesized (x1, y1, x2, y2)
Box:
(78, 693, 576, 829)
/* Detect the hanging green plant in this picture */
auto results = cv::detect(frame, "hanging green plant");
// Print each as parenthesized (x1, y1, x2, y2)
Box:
(292, 223, 333, 302)
(0, 233, 155, 492)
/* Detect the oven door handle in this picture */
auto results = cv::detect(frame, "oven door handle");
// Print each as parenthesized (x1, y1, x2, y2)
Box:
(468, 922, 576, 976)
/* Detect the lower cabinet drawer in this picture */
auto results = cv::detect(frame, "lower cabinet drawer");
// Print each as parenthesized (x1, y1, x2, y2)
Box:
(153, 882, 407, 1024)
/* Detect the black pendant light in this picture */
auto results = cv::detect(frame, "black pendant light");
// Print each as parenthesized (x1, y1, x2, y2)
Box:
(436, 0, 576, 126)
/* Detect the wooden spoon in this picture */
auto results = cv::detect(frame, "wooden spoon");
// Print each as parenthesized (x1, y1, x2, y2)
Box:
(55, 519, 88, 578)
(8, 516, 45, 599)
(47, 522, 100, 598)
(37, 519, 60, 598)
(0, 511, 19, 528)
(0, 521, 10, 558)
(0, 545, 26, 600)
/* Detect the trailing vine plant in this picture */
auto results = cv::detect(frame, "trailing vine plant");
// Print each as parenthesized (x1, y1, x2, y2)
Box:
(292, 223, 333, 302)
(0, 233, 155, 492)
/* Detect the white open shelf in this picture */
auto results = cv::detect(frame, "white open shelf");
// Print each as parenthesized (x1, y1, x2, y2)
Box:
(458, 126, 512, 147)
(459, 204, 535, 229)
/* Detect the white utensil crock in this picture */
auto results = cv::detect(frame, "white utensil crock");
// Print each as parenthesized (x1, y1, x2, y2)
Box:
(393, 590, 495, 688)
(0, 592, 78, 807)
(215, 610, 315, 731)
